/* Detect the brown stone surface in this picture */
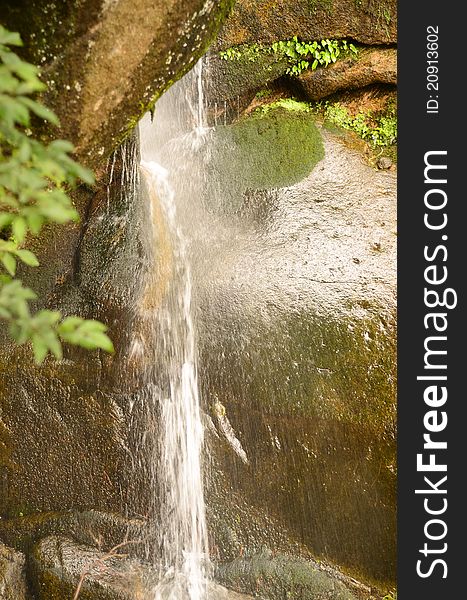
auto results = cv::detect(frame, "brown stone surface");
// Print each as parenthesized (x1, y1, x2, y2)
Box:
(297, 48, 397, 100)
(217, 0, 397, 49)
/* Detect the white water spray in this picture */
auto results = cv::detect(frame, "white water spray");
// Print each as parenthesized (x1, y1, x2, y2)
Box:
(140, 59, 210, 600)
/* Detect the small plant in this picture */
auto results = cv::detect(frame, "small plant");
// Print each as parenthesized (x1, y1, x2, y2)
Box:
(0, 26, 114, 363)
(220, 36, 358, 76)
(320, 101, 397, 148)
(255, 89, 273, 99)
(272, 37, 358, 75)
(383, 591, 397, 600)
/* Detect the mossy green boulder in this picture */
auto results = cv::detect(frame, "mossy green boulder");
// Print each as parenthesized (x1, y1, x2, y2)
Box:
(209, 106, 324, 196)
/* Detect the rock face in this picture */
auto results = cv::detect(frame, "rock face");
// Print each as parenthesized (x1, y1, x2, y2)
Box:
(217, 0, 397, 49)
(0, 543, 27, 600)
(193, 125, 397, 586)
(0, 0, 235, 167)
(297, 47, 397, 100)
(0, 135, 146, 519)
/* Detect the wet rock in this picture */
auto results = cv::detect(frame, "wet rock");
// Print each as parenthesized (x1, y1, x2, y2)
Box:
(0, 543, 27, 600)
(216, 553, 359, 600)
(217, 0, 397, 49)
(0, 511, 147, 560)
(0, 136, 153, 521)
(30, 536, 254, 600)
(30, 535, 154, 599)
(196, 127, 396, 586)
(297, 48, 397, 101)
(205, 51, 289, 105)
(1, 0, 236, 168)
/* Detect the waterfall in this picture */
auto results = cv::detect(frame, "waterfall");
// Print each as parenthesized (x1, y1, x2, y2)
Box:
(139, 59, 210, 600)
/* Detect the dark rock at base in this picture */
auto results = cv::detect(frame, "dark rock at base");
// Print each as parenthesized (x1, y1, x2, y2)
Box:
(297, 48, 397, 101)
(0, 543, 27, 600)
(30, 536, 153, 600)
(217, 0, 397, 49)
(30, 536, 255, 600)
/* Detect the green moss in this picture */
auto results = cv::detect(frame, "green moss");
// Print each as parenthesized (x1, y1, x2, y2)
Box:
(321, 101, 396, 147)
(354, 0, 396, 36)
(210, 105, 324, 193)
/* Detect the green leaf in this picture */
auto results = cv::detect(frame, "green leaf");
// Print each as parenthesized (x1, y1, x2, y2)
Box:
(0, 70, 19, 93)
(67, 161, 95, 186)
(15, 249, 39, 267)
(18, 97, 60, 126)
(0, 212, 13, 230)
(0, 93, 30, 126)
(58, 317, 114, 353)
(1, 252, 16, 276)
(12, 217, 27, 243)
(31, 333, 48, 364)
(0, 28, 23, 47)
(26, 211, 44, 235)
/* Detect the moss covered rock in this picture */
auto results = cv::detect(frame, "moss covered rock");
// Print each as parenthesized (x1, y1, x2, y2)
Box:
(30, 536, 153, 600)
(207, 105, 324, 200)
(216, 553, 359, 600)
(30, 536, 255, 600)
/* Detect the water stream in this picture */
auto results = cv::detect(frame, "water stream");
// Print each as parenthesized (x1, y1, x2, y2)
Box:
(140, 60, 211, 600)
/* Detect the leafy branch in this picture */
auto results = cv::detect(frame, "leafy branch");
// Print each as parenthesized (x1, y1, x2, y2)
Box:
(0, 26, 114, 363)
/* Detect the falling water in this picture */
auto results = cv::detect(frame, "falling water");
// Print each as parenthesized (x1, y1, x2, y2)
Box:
(140, 59, 210, 600)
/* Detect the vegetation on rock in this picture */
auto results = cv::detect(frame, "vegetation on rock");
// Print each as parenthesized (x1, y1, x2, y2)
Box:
(320, 99, 397, 147)
(0, 27, 113, 363)
(220, 36, 358, 76)
(254, 96, 396, 152)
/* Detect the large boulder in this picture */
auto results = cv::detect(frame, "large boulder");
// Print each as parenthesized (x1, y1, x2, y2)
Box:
(217, 0, 397, 49)
(1, 0, 235, 168)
